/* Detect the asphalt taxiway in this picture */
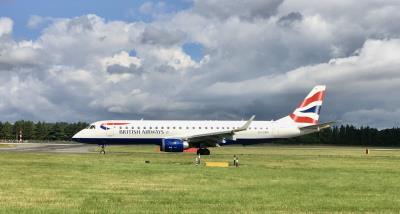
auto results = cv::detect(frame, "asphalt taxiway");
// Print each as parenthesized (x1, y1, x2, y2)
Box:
(0, 143, 96, 153)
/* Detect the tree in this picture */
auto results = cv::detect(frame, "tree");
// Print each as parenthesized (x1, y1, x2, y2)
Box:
(2, 122, 14, 140)
(33, 122, 49, 140)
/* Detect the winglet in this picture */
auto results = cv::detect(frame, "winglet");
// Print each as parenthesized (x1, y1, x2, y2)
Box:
(234, 115, 255, 132)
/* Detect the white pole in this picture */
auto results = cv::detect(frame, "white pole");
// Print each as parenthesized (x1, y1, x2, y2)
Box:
(19, 130, 23, 143)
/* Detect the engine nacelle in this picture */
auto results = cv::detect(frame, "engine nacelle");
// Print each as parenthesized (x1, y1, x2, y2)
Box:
(161, 138, 189, 152)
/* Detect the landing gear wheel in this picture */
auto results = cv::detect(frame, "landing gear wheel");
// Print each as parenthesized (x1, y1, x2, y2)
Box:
(197, 148, 210, 155)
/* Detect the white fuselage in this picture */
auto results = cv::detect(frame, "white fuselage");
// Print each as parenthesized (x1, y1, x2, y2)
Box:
(72, 85, 328, 147)
(73, 119, 303, 145)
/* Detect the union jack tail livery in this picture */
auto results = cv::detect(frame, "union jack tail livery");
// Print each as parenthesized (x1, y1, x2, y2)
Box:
(289, 85, 326, 126)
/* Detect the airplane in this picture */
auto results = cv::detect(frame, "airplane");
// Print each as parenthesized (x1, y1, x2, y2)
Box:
(72, 85, 333, 155)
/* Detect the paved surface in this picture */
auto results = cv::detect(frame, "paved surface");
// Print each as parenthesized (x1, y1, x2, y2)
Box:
(0, 143, 96, 153)
(2, 143, 399, 154)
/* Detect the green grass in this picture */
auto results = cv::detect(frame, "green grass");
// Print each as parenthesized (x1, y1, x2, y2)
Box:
(1, 145, 400, 213)
(0, 144, 15, 148)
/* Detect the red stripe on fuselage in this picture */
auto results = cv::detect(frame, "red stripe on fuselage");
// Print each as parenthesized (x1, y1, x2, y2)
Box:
(299, 91, 325, 108)
(290, 114, 317, 124)
(102, 122, 130, 126)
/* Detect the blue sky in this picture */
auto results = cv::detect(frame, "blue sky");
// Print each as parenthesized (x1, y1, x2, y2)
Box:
(0, 0, 192, 40)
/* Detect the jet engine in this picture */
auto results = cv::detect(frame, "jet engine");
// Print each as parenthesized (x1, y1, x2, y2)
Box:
(160, 138, 189, 152)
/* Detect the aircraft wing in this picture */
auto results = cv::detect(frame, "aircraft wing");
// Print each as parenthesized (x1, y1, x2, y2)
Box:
(299, 121, 336, 132)
(180, 115, 255, 144)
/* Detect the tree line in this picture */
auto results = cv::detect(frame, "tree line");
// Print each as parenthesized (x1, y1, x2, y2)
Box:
(282, 125, 400, 146)
(0, 121, 88, 142)
(0, 121, 399, 146)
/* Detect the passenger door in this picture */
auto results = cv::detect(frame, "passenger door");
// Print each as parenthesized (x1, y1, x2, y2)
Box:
(106, 126, 114, 137)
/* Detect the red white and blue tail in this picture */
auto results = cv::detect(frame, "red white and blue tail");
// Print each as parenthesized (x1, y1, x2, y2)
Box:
(289, 85, 326, 127)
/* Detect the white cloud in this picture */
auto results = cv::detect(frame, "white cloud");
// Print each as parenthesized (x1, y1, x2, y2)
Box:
(205, 39, 400, 95)
(27, 15, 44, 28)
(139, 1, 166, 15)
(102, 51, 141, 69)
(199, 39, 400, 125)
(26, 15, 54, 29)
(0, 17, 13, 37)
(1, 1, 400, 128)
(0, 40, 44, 70)
(144, 47, 197, 71)
(193, 0, 283, 20)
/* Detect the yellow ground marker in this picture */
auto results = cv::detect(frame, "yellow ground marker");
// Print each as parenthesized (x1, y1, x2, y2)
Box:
(205, 162, 229, 167)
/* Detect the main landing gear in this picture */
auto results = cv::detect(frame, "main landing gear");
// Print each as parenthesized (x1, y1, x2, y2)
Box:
(197, 148, 210, 155)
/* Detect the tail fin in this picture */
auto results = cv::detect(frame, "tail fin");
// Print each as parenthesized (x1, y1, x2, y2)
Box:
(289, 85, 326, 126)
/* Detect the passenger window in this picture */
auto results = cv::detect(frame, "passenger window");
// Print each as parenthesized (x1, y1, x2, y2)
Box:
(161, 127, 164, 129)
(137, 127, 140, 129)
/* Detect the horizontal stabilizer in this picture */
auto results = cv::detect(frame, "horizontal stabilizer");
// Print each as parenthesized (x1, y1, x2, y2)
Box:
(299, 121, 336, 131)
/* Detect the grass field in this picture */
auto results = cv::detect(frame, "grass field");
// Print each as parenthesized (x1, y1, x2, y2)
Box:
(0, 144, 15, 148)
(1, 145, 400, 213)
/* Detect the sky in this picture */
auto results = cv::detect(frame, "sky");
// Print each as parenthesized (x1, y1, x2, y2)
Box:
(0, 0, 400, 128)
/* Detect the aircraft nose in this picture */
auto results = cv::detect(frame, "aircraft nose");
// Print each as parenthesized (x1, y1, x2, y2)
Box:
(72, 131, 82, 142)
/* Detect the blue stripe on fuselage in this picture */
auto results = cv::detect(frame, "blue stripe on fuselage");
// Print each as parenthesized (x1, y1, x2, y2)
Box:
(72, 138, 163, 145)
(72, 137, 283, 146)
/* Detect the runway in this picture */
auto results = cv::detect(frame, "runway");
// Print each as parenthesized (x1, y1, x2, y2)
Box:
(2, 143, 400, 154)
(0, 143, 96, 153)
